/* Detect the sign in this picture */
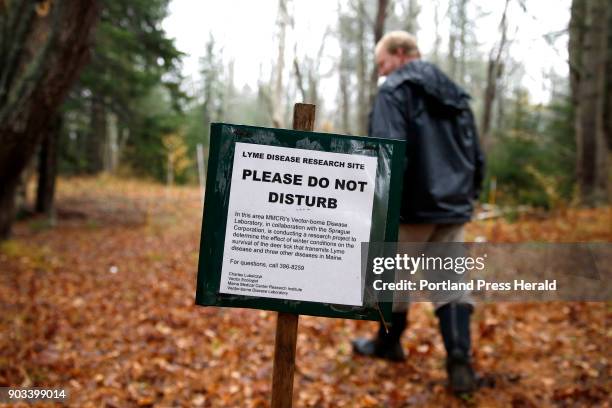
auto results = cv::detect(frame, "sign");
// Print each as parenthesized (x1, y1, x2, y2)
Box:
(196, 123, 405, 320)
(220, 142, 377, 306)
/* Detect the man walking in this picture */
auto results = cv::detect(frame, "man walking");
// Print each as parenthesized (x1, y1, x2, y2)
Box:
(352, 31, 485, 394)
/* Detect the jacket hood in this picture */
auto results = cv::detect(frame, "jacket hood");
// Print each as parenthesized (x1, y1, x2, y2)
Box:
(384, 60, 471, 110)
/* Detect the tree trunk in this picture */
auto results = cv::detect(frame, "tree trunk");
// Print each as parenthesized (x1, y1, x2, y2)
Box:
(481, 59, 497, 147)
(480, 0, 510, 150)
(104, 111, 119, 173)
(35, 115, 62, 214)
(272, 0, 288, 128)
(0, 1, 100, 239)
(356, 0, 368, 135)
(369, 0, 388, 109)
(339, 67, 351, 134)
(458, 0, 468, 84)
(87, 96, 106, 173)
(293, 57, 307, 102)
(338, 13, 351, 134)
(403, 0, 420, 34)
(573, 0, 610, 205)
(447, 1, 458, 80)
(224, 60, 235, 121)
(494, 69, 506, 131)
(0, 178, 20, 239)
(14, 155, 37, 217)
(431, 0, 442, 64)
(605, 8, 612, 151)
(569, 0, 585, 110)
(167, 153, 174, 186)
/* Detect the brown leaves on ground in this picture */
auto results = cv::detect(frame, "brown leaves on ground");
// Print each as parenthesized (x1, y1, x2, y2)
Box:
(0, 177, 610, 407)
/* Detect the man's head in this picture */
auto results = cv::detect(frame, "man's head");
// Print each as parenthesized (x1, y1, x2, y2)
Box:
(375, 31, 421, 76)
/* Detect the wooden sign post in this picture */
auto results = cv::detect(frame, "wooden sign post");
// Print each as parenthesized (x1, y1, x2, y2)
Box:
(270, 103, 316, 408)
(271, 311, 299, 407)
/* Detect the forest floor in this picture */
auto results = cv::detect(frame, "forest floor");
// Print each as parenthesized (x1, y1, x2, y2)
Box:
(0, 176, 610, 407)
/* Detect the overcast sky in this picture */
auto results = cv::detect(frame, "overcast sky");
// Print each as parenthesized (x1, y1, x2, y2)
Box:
(162, 0, 570, 107)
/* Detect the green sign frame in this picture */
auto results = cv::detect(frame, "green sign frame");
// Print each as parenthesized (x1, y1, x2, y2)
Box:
(196, 123, 405, 321)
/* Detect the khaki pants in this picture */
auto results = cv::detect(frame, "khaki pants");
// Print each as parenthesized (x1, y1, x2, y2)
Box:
(393, 223, 474, 312)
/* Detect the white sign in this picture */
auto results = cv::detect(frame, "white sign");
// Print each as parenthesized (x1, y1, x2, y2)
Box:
(219, 142, 378, 306)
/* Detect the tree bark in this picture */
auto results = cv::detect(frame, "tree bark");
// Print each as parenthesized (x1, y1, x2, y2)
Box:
(480, 0, 510, 150)
(356, 0, 368, 135)
(87, 96, 106, 173)
(369, 0, 388, 113)
(35, 115, 62, 214)
(573, 0, 610, 205)
(338, 13, 352, 134)
(372, 0, 387, 57)
(293, 60, 306, 102)
(481, 59, 497, 147)
(458, 0, 468, 84)
(0, 178, 20, 239)
(605, 8, 612, 151)
(569, 0, 585, 110)
(339, 66, 351, 134)
(447, 0, 458, 80)
(104, 111, 119, 173)
(272, 0, 288, 128)
(431, 0, 442, 64)
(0, 1, 100, 239)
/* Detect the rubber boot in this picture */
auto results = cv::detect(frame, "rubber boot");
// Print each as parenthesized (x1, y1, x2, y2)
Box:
(352, 311, 407, 362)
(436, 303, 477, 393)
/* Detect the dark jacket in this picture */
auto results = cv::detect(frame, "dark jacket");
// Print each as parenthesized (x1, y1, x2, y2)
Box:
(369, 60, 485, 224)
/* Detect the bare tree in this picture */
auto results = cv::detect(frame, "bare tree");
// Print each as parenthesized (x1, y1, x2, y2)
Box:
(402, 0, 420, 34)
(272, 0, 290, 128)
(349, 0, 388, 135)
(369, 0, 389, 113)
(0, 1, 100, 239)
(457, 0, 468, 83)
(447, 0, 469, 83)
(480, 0, 510, 150)
(223, 60, 235, 119)
(201, 35, 219, 128)
(293, 29, 330, 107)
(447, 0, 458, 80)
(431, 0, 442, 64)
(337, 10, 354, 134)
(356, 0, 369, 135)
